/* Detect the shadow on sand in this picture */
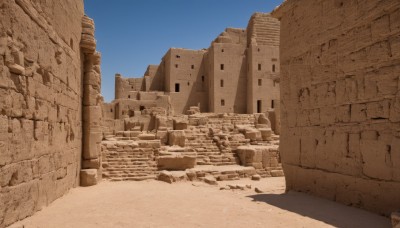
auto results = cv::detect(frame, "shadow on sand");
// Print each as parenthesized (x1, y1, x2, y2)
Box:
(247, 191, 391, 228)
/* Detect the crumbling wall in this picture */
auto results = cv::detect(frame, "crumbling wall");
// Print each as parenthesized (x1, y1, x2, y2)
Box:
(273, 0, 400, 215)
(0, 0, 84, 227)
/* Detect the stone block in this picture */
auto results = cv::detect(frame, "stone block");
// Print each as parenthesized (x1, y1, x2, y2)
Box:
(168, 130, 186, 147)
(80, 169, 98, 187)
(138, 133, 156, 140)
(204, 175, 218, 185)
(83, 106, 102, 126)
(157, 156, 196, 171)
(83, 132, 102, 160)
(8, 64, 25, 75)
(173, 119, 188, 130)
(260, 128, 272, 140)
(392, 211, 400, 228)
(156, 130, 168, 145)
(138, 140, 161, 149)
(82, 159, 100, 169)
(237, 146, 263, 166)
(158, 170, 174, 184)
(252, 174, 261, 181)
(270, 170, 284, 177)
(245, 130, 261, 141)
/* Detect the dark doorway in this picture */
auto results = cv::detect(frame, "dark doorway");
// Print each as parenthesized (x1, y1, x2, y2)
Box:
(175, 83, 180, 92)
(257, 100, 262, 113)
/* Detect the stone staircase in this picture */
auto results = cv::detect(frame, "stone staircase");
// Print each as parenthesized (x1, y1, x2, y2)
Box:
(101, 141, 158, 181)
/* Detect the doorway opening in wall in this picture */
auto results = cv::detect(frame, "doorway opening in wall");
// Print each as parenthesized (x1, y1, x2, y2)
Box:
(257, 100, 262, 113)
(272, 64, 276, 72)
(271, 100, 275, 109)
(175, 83, 180, 92)
(140, 106, 145, 111)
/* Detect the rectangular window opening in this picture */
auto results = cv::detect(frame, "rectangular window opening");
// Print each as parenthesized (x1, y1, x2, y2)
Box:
(191, 65, 194, 69)
(221, 99, 225, 106)
(258, 79, 262, 86)
(175, 83, 180, 92)
(272, 64, 276, 72)
(271, 100, 275, 109)
(258, 64, 262, 71)
(175, 64, 178, 68)
(220, 79, 224, 87)
(201, 76, 204, 82)
(220, 64, 224, 70)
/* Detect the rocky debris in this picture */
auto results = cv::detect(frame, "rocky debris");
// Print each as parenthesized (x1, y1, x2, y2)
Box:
(204, 175, 218, 185)
(80, 169, 98, 187)
(392, 211, 400, 228)
(255, 187, 264, 193)
(158, 170, 174, 184)
(252, 174, 261, 181)
(270, 170, 284, 177)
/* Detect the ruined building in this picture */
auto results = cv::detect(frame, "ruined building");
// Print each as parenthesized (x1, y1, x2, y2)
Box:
(103, 13, 280, 118)
(96, 13, 283, 187)
(273, 0, 400, 216)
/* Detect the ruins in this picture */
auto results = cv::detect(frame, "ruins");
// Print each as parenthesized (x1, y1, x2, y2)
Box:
(103, 13, 280, 116)
(99, 13, 283, 184)
(272, 0, 400, 218)
(0, 0, 399, 227)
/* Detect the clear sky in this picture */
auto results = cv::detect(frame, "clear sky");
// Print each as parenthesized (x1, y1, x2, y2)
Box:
(84, 0, 284, 102)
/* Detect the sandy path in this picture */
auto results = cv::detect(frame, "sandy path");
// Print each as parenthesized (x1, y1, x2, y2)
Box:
(10, 177, 390, 228)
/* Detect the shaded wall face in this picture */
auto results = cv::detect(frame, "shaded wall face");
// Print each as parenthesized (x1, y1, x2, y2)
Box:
(166, 49, 208, 114)
(210, 43, 247, 114)
(278, 0, 400, 215)
(0, 0, 84, 227)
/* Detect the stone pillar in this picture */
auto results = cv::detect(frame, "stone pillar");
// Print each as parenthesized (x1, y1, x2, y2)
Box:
(80, 15, 103, 186)
(115, 73, 123, 99)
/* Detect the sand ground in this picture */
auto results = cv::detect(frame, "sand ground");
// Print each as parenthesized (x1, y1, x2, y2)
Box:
(10, 177, 390, 228)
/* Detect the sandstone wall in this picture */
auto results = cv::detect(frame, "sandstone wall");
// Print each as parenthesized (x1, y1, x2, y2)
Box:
(0, 0, 84, 226)
(209, 41, 248, 114)
(247, 14, 280, 114)
(164, 48, 208, 114)
(273, 0, 400, 215)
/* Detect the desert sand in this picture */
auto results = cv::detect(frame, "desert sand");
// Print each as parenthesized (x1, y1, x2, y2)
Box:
(10, 177, 390, 228)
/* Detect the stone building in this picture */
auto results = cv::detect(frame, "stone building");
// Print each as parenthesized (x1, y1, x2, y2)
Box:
(0, 0, 102, 227)
(273, 0, 400, 216)
(104, 13, 280, 117)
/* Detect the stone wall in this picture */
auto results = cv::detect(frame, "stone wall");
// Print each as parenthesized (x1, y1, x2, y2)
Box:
(273, 0, 400, 215)
(0, 0, 85, 227)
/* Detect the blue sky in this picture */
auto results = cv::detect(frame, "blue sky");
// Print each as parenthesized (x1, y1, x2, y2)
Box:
(84, 0, 284, 102)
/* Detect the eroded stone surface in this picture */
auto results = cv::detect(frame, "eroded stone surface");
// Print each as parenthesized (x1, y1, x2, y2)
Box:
(273, 0, 400, 215)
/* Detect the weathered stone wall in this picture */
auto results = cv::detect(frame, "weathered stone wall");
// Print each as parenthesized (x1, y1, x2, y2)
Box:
(164, 48, 208, 114)
(247, 13, 280, 114)
(273, 0, 400, 215)
(0, 0, 84, 227)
